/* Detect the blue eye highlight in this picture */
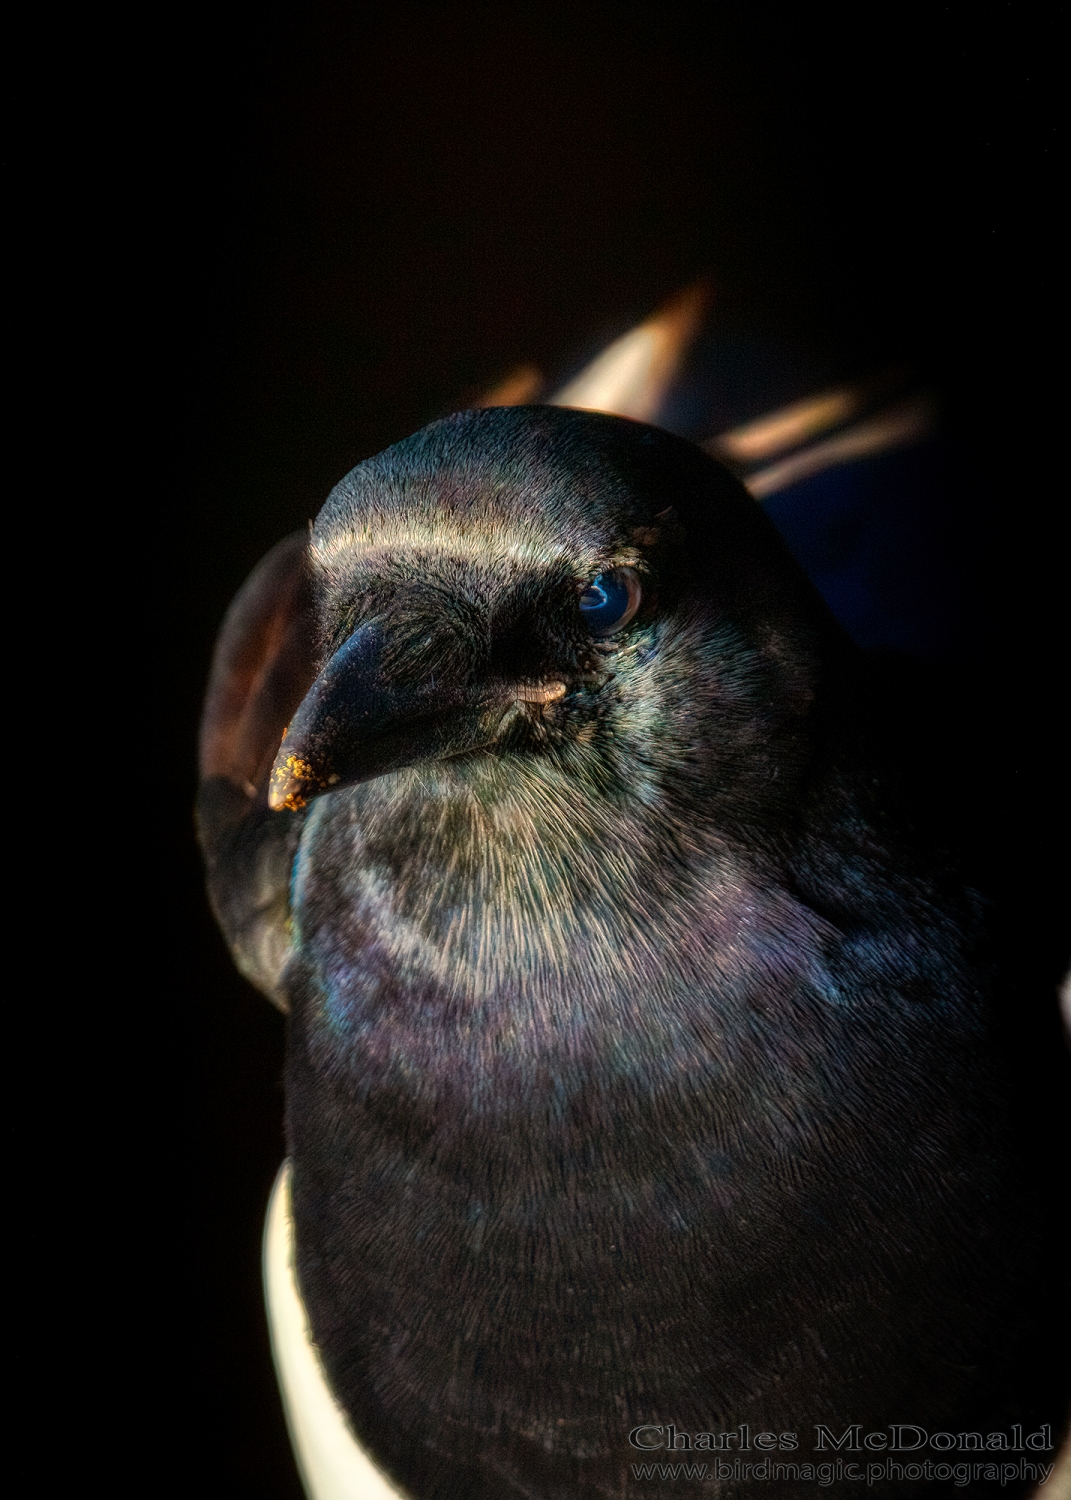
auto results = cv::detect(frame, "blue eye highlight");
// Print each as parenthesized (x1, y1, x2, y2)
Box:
(578, 567, 641, 634)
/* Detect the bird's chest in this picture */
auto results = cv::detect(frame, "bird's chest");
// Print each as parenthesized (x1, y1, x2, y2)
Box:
(284, 789, 869, 1300)
(282, 793, 1002, 1468)
(283, 986, 843, 1456)
(285, 781, 832, 1096)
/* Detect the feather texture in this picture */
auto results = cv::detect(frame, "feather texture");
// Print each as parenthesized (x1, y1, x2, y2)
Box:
(200, 398, 1065, 1498)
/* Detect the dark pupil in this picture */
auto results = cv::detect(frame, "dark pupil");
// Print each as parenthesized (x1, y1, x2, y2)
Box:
(579, 572, 630, 626)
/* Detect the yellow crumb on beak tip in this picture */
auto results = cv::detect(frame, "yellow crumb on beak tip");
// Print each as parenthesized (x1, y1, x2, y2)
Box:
(269, 753, 324, 812)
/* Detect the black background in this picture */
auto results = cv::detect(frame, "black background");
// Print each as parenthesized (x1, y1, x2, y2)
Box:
(108, 6, 1064, 1495)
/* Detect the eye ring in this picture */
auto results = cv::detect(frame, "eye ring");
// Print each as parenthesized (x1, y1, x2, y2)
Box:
(578, 566, 642, 635)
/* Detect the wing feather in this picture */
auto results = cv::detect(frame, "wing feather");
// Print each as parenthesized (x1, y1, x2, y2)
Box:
(197, 531, 317, 1009)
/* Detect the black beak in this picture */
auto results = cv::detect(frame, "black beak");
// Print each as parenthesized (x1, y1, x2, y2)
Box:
(268, 622, 512, 810)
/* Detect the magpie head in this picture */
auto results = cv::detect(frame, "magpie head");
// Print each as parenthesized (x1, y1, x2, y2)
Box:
(270, 406, 843, 838)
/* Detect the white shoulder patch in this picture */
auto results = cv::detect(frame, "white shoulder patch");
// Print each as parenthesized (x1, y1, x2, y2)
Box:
(263, 1163, 410, 1500)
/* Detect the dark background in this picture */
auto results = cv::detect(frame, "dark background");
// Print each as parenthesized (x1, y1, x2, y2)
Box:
(123, 7, 1063, 1495)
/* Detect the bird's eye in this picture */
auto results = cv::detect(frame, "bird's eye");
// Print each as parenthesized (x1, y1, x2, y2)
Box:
(578, 567, 642, 635)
